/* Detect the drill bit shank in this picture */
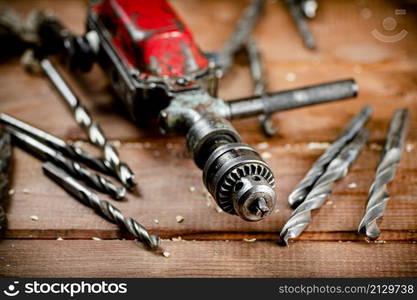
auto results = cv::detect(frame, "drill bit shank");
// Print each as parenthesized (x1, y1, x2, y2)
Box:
(42, 162, 160, 250)
(0, 113, 112, 175)
(39, 58, 136, 190)
(358, 108, 410, 239)
(288, 106, 373, 208)
(8, 127, 126, 200)
(281, 128, 369, 245)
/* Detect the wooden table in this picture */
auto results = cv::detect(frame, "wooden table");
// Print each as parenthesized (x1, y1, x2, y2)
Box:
(0, 0, 416, 277)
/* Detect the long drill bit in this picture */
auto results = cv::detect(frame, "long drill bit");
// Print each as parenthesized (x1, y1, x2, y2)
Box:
(246, 38, 277, 136)
(0, 113, 113, 176)
(288, 106, 373, 208)
(0, 127, 12, 232)
(7, 127, 126, 200)
(280, 128, 369, 245)
(39, 58, 137, 190)
(216, 0, 266, 75)
(42, 161, 160, 250)
(358, 108, 410, 239)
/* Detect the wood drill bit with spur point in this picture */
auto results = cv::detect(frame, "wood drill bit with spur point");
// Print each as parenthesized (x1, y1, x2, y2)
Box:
(281, 128, 369, 245)
(39, 58, 137, 190)
(358, 108, 410, 239)
(42, 162, 160, 250)
(288, 106, 373, 208)
(7, 127, 126, 200)
(0, 113, 113, 175)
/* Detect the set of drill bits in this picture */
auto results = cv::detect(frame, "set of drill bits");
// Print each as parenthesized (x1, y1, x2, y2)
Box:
(280, 107, 410, 245)
(0, 114, 160, 250)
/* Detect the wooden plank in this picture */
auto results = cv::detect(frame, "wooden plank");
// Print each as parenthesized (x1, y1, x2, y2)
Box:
(0, 240, 416, 277)
(3, 142, 416, 240)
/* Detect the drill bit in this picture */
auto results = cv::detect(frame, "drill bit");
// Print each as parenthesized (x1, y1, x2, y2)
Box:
(8, 127, 126, 200)
(284, 0, 316, 49)
(0, 113, 113, 176)
(216, 0, 266, 75)
(42, 161, 160, 250)
(0, 127, 12, 232)
(39, 58, 137, 190)
(358, 108, 410, 239)
(281, 128, 369, 245)
(245, 38, 277, 137)
(288, 106, 373, 208)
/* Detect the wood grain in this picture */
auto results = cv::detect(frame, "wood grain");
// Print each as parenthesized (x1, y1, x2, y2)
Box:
(0, 0, 416, 277)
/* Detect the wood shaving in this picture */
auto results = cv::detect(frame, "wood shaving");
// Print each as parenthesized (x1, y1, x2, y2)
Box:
(243, 238, 256, 242)
(154, 219, 160, 224)
(189, 186, 196, 192)
(30, 215, 39, 221)
(162, 251, 170, 258)
(307, 142, 330, 150)
(176, 215, 184, 223)
(8, 189, 14, 196)
(215, 206, 223, 213)
(172, 236, 182, 242)
(261, 152, 272, 159)
(91, 237, 101, 241)
(347, 182, 358, 189)
(256, 142, 269, 150)
(57, 237, 63, 241)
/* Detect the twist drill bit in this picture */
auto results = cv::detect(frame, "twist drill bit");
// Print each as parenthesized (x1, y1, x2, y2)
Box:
(39, 58, 137, 190)
(288, 106, 373, 208)
(284, 0, 317, 49)
(0, 113, 113, 175)
(216, 0, 265, 75)
(358, 109, 410, 239)
(8, 127, 126, 200)
(246, 38, 277, 137)
(0, 128, 12, 231)
(281, 128, 369, 245)
(42, 162, 160, 250)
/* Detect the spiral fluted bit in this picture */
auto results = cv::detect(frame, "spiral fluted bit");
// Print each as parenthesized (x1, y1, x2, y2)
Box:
(8, 128, 125, 200)
(0, 113, 112, 175)
(281, 128, 369, 245)
(288, 106, 372, 208)
(42, 162, 160, 250)
(40, 59, 137, 190)
(358, 109, 410, 239)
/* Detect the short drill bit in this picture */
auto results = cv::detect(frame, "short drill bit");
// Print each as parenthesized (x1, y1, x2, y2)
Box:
(0, 127, 12, 231)
(281, 128, 369, 245)
(216, 0, 266, 75)
(246, 38, 277, 136)
(288, 106, 373, 208)
(39, 58, 136, 190)
(0, 113, 113, 175)
(42, 161, 160, 250)
(8, 127, 126, 200)
(358, 108, 410, 239)
(284, 0, 316, 49)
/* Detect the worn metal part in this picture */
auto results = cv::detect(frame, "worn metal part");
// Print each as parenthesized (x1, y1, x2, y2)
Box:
(0, 127, 12, 232)
(215, 0, 266, 75)
(42, 162, 160, 250)
(245, 38, 277, 137)
(288, 106, 373, 208)
(39, 58, 137, 190)
(284, 0, 317, 49)
(8, 127, 126, 200)
(228, 79, 358, 119)
(0, 113, 113, 176)
(358, 109, 410, 239)
(280, 128, 369, 245)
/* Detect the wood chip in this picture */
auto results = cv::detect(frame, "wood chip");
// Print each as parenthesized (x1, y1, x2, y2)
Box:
(30, 215, 39, 221)
(215, 206, 223, 213)
(57, 237, 63, 241)
(172, 236, 182, 242)
(406, 143, 414, 152)
(370, 143, 383, 151)
(307, 142, 330, 150)
(162, 251, 170, 258)
(189, 186, 196, 192)
(8, 189, 14, 196)
(176, 215, 184, 223)
(91, 237, 101, 241)
(347, 182, 358, 189)
(256, 142, 269, 150)
(261, 152, 272, 159)
(154, 219, 160, 224)
(243, 238, 256, 242)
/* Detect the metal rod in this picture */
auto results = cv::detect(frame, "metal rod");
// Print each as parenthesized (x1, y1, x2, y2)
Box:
(7, 127, 126, 200)
(42, 161, 160, 250)
(280, 128, 369, 245)
(228, 79, 358, 120)
(0, 113, 113, 175)
(39, 58, 136, 190)
(288, 105, 373, 208)
(358, 108, 410, 239)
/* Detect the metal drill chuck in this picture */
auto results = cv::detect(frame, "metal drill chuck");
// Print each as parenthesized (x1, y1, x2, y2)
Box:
(203, 143, 276, 221)
(185, 114, 276, 221)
